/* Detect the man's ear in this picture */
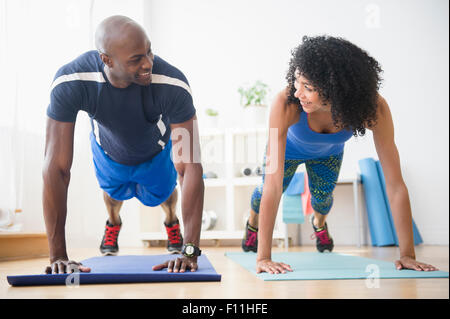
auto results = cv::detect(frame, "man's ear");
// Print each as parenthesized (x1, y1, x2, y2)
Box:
(100, 53, 113, 68)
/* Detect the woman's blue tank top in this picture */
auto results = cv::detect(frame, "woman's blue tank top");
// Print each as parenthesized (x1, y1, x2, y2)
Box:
(285, 111, 353, 160)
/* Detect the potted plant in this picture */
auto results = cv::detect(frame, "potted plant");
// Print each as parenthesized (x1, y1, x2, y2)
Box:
(204, 108, 219, 128)
(238, 80, 269, 127)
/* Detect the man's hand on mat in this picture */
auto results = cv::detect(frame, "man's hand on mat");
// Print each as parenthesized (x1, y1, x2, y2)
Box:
(395, 256, 439, 271)
(256, 259, 293, 274)
(45, 259, 91, 274)
(152, 256, 198, 273)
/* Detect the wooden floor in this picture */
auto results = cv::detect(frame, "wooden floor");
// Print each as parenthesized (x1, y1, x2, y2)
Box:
(1, 245, 448, 299)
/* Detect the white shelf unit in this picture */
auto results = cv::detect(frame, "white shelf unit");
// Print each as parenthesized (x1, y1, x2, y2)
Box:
(139, 127, 286, 244)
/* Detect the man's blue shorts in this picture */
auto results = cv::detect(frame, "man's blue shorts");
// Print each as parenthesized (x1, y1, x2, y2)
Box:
(90, 133, 177, 207)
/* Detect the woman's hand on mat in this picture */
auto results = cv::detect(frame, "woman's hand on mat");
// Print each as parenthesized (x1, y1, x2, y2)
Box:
(256, 259, 293, 274)
(152, 256, 198, 273)
(45, 259, 91, 274)
(395, 256, 439, 271)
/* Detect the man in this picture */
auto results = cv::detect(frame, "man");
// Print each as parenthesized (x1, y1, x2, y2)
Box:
(43, 15, 204, 274)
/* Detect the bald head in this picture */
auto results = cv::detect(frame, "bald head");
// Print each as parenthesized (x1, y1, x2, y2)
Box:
(95, 15, 147, 56)
(95, 16, 154, 88)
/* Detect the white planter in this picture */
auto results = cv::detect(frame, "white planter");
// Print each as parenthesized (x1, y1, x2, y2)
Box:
(243, 105, 268, 128)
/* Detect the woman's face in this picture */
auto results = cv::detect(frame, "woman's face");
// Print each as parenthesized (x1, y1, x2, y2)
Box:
(293, 70, 329, 113)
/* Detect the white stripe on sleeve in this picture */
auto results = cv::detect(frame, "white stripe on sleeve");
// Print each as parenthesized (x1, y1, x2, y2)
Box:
(50, 72, 106, 91)
(151, 74, 192, 96)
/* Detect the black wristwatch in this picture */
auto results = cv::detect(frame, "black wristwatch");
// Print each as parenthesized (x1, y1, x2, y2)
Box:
(181, 243, 201, 258)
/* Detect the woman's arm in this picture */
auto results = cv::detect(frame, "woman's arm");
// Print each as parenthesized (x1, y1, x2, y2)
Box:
(256, 90, 297, 274)
(371, 95, 437, 271)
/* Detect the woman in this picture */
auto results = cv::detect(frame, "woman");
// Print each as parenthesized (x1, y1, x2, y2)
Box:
(242, 35, 438, 274)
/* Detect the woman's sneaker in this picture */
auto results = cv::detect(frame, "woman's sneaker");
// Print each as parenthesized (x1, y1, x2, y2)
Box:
(100, 219, 122, 256)
(164, 220, 183, 253)
(242, 221, 258, 252)
(310, 215, 334, 252)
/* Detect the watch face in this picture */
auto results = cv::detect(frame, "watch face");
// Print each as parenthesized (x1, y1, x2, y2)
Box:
(186, 246, 194, 255)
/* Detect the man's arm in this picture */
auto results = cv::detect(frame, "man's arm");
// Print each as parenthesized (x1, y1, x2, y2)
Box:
(42, 117, 90, 274)
(371, 95, 437, 271)
(152, 115, 204, 273)
(42, 117, 75, 263)
(170, 115, 204, 248)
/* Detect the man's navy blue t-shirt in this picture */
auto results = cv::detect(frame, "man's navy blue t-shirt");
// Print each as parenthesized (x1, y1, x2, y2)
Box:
(47, 50, 196, 166)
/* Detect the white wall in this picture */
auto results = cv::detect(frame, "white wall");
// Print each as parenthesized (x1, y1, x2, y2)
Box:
(144, 0, 449, 245)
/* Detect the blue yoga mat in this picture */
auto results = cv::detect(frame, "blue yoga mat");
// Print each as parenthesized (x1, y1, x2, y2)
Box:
(225, 252, 448, 281)
(359, 158, 423, 246)
(375, 161, 423, 245)
(7, 254, 221, 287)
(284, 172, 304, 195)
(359, 158, 397, 246)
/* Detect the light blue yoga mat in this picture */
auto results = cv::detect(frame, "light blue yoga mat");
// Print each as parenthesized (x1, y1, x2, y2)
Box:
(282, 172, 305, 224)
(225, 252, 449, 281)
(282, 194, 305, 224)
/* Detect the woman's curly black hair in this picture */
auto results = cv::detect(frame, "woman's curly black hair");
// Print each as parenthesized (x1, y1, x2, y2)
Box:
(286, 35, 383, 136)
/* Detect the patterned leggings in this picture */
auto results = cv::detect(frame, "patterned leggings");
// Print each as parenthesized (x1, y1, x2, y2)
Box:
(251, 152, 344, 215)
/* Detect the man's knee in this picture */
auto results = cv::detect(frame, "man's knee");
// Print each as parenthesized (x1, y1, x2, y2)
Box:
(103, 191, 123, 207)
(162, 188, 178, 208)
